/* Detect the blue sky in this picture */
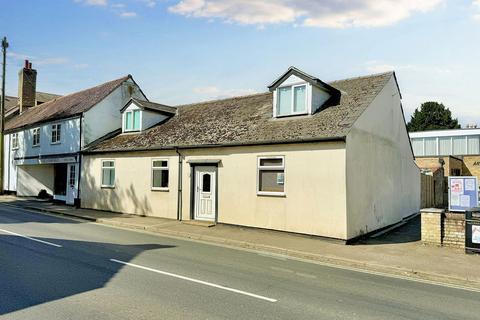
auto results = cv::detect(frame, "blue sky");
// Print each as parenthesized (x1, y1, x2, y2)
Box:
(1, 0, 479, 126)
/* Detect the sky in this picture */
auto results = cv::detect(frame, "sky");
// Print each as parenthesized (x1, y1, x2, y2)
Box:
(0, 0, 479, 126)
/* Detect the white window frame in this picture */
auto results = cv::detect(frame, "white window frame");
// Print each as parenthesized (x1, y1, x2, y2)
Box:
(101, 160, 116, 188)
(257, 156, 286, 196)
(51, 123, 61, 144)
(11, 133, 19, 150)
(69, 164, 76, 187)
(32, 127, 40, 147)
(276, 84, 308, 117)
(124, 109, 142, 132)
(151, 159, 169, 191)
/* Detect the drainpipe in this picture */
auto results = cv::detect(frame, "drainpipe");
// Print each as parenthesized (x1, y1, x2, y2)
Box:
(175, 147, 183, 221)
(76, 114, 83, 208)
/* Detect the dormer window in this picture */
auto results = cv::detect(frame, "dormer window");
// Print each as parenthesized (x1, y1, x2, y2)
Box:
(277, 84, 307, 116)
(124, 109, 141, 132)
(269, 66, 340, 119)
(121, 98, 176, 133)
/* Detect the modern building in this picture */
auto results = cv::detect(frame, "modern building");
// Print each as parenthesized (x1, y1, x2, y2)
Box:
(409, 128, 480, 180)
(3, 61, 146, 204)
(81, 67, 420, 241)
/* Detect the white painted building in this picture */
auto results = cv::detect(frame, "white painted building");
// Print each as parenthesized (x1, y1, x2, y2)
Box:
(3, 63, 146, 204)
(409, 128, 480, 157)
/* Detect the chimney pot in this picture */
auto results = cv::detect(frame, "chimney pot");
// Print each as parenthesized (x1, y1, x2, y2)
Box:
(24, 59, 29, 69)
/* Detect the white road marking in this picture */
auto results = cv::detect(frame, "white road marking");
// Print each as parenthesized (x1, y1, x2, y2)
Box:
(110, 258, 277, 303)
(0, 228, 62, 248)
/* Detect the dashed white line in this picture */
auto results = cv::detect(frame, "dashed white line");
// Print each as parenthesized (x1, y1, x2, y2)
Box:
(0, 228, 62, 248)
(110, 258, 277, 303)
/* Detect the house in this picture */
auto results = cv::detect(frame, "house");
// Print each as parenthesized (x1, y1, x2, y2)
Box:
(3, 61, 147, 204)
(81, 67, 420, 241)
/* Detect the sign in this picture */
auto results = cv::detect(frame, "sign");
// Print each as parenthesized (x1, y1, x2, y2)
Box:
(472, 225, 480, 244)
(449, 176, 479, 212)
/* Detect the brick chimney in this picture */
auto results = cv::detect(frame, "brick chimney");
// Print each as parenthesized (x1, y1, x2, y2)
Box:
(18, 59, 37, 114)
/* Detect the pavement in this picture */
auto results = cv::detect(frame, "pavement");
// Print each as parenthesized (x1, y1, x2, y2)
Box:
(2, 202, 480, 319)
(1, 196, 480, 290)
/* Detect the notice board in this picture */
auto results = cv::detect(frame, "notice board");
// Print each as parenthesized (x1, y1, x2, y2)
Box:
(449, 176, 479, 212)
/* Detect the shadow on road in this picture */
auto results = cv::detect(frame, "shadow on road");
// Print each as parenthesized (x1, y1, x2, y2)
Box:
(0, 234, 175, 315)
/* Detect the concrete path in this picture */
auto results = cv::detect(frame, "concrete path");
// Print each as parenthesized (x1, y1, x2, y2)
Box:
(1, 196, 480, 290)
(2, 203, 480, 319)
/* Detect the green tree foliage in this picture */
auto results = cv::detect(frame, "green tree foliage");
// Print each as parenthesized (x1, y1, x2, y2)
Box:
(407, 101, 460, 132)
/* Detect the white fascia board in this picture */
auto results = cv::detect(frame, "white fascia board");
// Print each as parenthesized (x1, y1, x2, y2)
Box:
(409, 128, 480, 139)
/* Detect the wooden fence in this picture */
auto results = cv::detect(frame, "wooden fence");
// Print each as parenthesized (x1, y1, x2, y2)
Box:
(421, 173, 435, 208)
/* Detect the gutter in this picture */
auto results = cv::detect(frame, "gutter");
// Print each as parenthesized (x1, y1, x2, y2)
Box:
(77, 113, 83, 207)
(175, 147, 183, 221)
(82, 136, 347, 155)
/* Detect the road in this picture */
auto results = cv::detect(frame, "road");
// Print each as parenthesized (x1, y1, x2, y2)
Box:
(0, 204, 479, 320)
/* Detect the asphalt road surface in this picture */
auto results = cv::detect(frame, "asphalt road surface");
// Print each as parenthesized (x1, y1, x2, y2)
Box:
(1, 203, 479, 320)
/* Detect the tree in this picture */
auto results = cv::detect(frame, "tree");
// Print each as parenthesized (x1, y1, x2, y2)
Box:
(407, 101, 460, 132)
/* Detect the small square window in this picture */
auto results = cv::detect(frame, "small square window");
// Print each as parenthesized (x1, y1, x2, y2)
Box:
(32, 128, 40, 147)
(101, 160, 115, 188)
(257, 156, 285, 196)
(152, 159, 169, 190)
(11, 133, 19, 150)
(51, 124, 61, 144)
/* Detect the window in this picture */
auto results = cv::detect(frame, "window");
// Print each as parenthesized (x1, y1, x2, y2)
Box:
(32, 128, 40, 147)
(424, 137, 437, 156)
(467, 136, 480, 155)
(257, 156, 285, 195)
(11, 133, 18, 150)
(276, 84, 307, 116)
(69, 165, 76, 187)
(453, 136, 466, 155)
(439, 137, 452, 155)
(202, 173, 211, 192)
(51, 124, 61, 144)
(152, 160, 168, 190)
(101, 160, 115, 188)
(411, 138, 424, 156)
(124, 109, 141, 131)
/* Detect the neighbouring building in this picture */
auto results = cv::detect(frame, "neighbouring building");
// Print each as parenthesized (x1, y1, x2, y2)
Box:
(81, 67, 420, 241)
(410, 128, 480, 180)
(3, 61, 146, 204)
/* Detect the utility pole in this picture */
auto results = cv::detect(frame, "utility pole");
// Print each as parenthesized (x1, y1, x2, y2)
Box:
(0, 37, 8, 194)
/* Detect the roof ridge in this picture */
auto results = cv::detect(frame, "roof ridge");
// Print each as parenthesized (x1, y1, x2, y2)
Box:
(329, 71, 394, 84)
(175, 91, 270, 108)
(23, 75, 130, 113)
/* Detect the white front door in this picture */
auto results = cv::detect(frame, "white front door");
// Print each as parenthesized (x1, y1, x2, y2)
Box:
(66, 164, 77, 205)
(194, 166, 216, 221)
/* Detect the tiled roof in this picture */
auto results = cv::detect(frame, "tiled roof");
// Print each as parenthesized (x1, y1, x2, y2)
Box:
(87, 71, 394, 152)
(4, 91, 60, 114)
(5, 75, 131, 131)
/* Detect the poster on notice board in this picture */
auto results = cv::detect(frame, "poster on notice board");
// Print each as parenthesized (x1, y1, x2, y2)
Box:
(449, 176, 479, 212)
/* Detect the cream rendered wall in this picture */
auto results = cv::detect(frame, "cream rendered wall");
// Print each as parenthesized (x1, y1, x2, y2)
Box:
(81, 151, 178, 218)
(17, 165, 54, 196)
(81, 142, 348, 239)
(345, 76, 420, 239)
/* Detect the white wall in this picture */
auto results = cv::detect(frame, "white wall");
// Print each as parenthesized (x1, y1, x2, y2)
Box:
(346, 75, 420, 239)
(16, 165, 54, 197)
(82, 79, 146, 147)
(312, 85, 331, 113)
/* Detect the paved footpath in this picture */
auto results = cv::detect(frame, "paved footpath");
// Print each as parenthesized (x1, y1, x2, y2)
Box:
(1, 202, 480, 319)
(1, 196, 480, 290)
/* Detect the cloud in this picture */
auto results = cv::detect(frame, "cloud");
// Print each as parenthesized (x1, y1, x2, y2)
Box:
(473, 0, 480, 20)
(193, 86, 257, 98)
(75, 0, 108, 6)
(7, 52, 70, 66)
(168, 0, 442, 28)
(119, 11, 138, 17)
(365, 61, 451, 74)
